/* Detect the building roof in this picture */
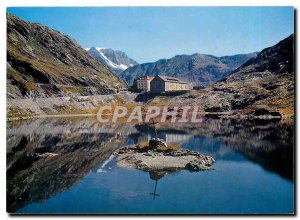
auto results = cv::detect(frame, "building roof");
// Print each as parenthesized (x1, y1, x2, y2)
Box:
(157, 75, 189, 84)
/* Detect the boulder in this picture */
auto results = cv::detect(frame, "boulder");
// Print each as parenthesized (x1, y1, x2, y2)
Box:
(248, 108, 282, 119)
(149, 138, 167, 150)
(185, 160, 210, 172)
(185, 156, 215, 172)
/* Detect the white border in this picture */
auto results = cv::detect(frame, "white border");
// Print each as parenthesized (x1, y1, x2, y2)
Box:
(1, 0, 298, 219)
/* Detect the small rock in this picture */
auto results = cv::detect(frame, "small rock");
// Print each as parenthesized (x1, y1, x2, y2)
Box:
(185, 161, 210, 172)
(149, 138, 167, 150)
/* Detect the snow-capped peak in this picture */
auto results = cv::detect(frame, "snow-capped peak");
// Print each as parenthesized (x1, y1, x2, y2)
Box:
(84, 47, 106, 51)
(87, 47, 138, 73)
(96, 47, 106, 51)
(98, 50, 129, 70)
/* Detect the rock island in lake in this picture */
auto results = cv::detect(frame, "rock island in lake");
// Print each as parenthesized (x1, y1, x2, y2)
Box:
(114, 138, 215, 172)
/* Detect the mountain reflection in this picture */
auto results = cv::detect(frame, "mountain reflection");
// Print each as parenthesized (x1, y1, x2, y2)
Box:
(7, 118, 130, 213)
(7, 117, 294, 212)
(181, 119, 294, 181)
(131, 118, 294, 181)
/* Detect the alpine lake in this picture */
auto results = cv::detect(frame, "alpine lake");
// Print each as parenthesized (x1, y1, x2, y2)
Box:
(7, 116, 294, 214)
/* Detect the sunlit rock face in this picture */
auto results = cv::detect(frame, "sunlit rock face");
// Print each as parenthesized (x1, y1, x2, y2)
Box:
(7, 14, 125, 99)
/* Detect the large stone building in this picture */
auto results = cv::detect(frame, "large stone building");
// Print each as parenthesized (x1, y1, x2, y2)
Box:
(136, 76, 154, 92)
(150, 75, 190, 93)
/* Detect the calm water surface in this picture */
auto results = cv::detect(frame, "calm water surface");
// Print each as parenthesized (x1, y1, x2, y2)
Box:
(7, 117, 294, 214)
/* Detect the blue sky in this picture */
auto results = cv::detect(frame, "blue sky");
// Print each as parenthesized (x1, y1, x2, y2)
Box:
(7, 7, 294, 63)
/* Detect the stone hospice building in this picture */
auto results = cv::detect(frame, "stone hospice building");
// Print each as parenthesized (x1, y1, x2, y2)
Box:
(136, 76, 154, 92)
(150, 75, 190, 93)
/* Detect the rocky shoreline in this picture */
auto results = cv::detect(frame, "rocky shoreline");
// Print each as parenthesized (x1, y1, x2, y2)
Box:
(114, 140, 215, 172)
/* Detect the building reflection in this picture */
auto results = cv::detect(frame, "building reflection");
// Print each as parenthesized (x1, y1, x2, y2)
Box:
(6, 117, 294, 212)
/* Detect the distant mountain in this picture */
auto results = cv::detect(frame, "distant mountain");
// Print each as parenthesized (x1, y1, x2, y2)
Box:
(7, 14, 125, 99)
(227, 34, 294, 81)
(119, 52, 258, 86)
(196, 34, 294, 115)
(145, 35, 294, 118)
(86, 47, 138, 74)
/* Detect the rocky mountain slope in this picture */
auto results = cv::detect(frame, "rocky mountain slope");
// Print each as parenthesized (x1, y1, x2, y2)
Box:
(199, 34, 294, 116)
(7, 14, 126, 99)
(119, 52, 257, 86)
(87, 47, 138, 74)
(146, 34, 294, 118)
(228, 34, 293, 81)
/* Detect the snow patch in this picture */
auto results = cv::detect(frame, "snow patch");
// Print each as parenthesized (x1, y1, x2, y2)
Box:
(84, 47, 106, 51)
(99, 51, 129, 70)
(97, 47, 106, 51)
(87, 47, 131, 71)
(119, 64, 129, 70)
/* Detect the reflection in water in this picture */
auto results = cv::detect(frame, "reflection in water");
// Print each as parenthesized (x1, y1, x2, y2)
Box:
(6, 117, 294, 213)
(149, 171, 166, 200)
(132, 119, 294, 181)
(7, 118, 130, 212)
(148, 170, 172, 200)
(181, 119, 294, 181)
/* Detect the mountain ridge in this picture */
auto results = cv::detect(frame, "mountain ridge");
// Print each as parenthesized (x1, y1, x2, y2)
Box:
(86, 47, 138, 74)
(119, 52, 258, 86)
(227, 34, 294, 81)
(7, 13, 126, 99)
(144, 34, 294, 118)
(197, 34, 294, 116)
